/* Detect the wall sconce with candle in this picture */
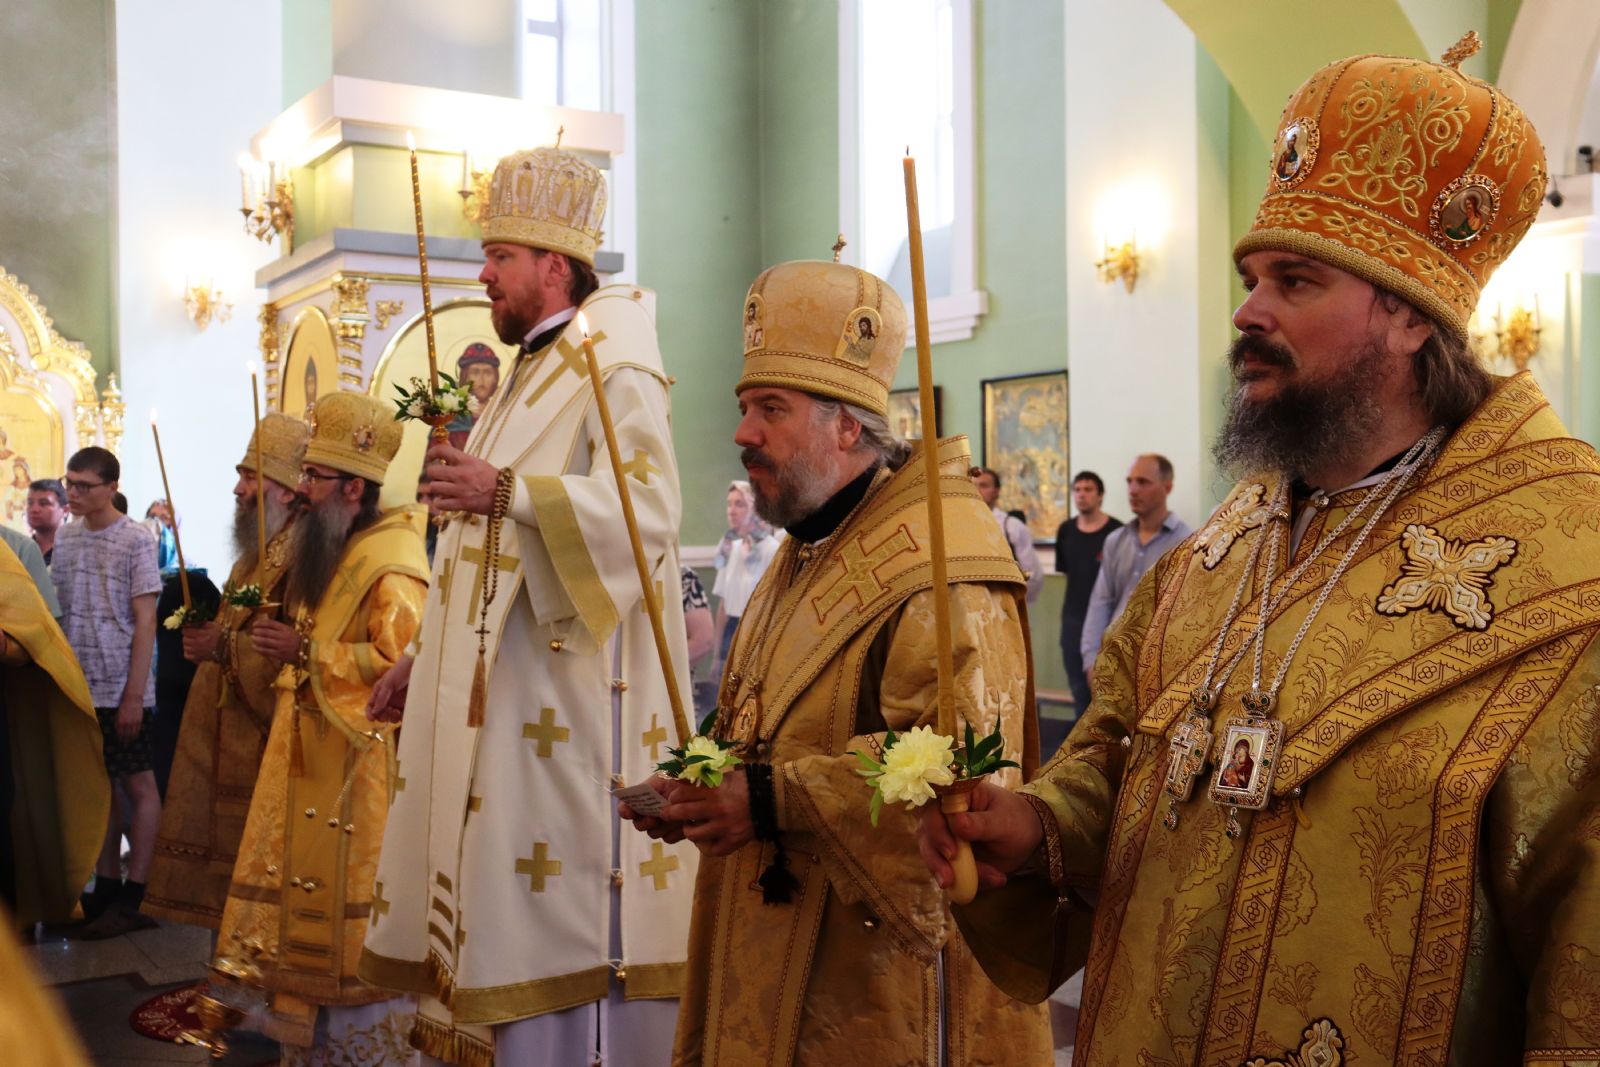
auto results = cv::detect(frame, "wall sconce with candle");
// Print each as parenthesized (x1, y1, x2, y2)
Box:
(237, 151, 294, 250)
(458, 150, 493, 223)
(1493, 298, 1542, 371)
(183, 277, 232, 331)
(1095, 235, 1141, 293)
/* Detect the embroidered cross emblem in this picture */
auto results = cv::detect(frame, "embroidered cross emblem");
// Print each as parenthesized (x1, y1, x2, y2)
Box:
(524, 331, 607, 409)
(522, 707, 571, 758)
(460, 544, 520, 619)
(1376, 523, 1518, 631)
(1192, 483, 1274, 570)
(639, 842, 680, 890)
(467, 795, 482, 813)
(515, 842, 561, 892)
(371, 882, 390, 925)
(641, 713, 669, 761)
(811, 524, 918, 622)
(619, 449, 659, 486)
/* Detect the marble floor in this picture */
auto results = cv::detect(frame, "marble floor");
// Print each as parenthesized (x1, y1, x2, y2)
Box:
(29, 916, 1080, 1065)
(26, 920, 279, 1066)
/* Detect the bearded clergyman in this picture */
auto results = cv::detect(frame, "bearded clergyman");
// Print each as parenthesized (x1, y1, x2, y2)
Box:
(359, 141, 696, 1067)
(627, 259, 1054, 1066)
(920, 37, 1600, 1065)
(147, 413, 308, 928)
(215, 393, 428, 1061)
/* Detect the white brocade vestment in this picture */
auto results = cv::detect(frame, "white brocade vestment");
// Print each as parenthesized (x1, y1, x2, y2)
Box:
(359, 287, 697, 1063)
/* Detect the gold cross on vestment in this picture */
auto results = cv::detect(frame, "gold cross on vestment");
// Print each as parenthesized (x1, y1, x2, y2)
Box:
(641, 714, 669, 761)
(811, 524, 918, 621)
(524, 331, 608, 409)
(371, 882, 391, 925)
(639, 842, 680, 890)
(618, 449, 660, 486)
(437, 558, 454, 604)
(460, 544, 521, 619)
(639, 577, 664, 615)
(522, 707, 571, 758)
(516, 842, 562, 892)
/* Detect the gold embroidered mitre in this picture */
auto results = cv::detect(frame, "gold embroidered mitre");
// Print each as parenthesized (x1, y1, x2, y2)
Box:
(302, 393, 403, 485)
(735, 260, 907, 416)
(481, 146, 607, 267)
(1235, 30, 1546, 339)
(238, 412, 309, 492)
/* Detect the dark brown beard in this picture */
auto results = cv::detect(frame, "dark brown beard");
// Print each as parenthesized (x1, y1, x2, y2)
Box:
(283, 496, 358, 613)
(1213, 335, 1387, 481)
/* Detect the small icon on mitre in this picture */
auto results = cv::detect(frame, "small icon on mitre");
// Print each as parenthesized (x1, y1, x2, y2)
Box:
(352, 425, 377, 451)
(743, 294, 766, 353)
(838, 306, 882, 365)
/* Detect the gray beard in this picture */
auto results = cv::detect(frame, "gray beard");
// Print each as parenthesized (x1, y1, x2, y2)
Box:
(283, 497, 357, 612)
(747, 442, 843, 529)
(231, 493, 294, 572)
(1213, 339, 1387, 482)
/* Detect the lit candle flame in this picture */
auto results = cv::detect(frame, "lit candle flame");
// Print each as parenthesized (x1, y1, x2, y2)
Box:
(246, 360, 257, 376)
(149, 407, 159, 426)
(405, 130, 417, 152)
(576, 310, 591, 337)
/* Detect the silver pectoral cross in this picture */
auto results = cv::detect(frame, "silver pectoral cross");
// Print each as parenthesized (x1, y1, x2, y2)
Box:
(1161, 689, 1217, 830)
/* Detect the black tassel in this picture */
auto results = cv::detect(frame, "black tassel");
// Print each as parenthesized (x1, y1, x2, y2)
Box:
(758, 841, 800, 905)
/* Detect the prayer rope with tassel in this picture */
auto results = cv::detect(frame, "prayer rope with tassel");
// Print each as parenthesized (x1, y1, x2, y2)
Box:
(467, 468, 517, 727)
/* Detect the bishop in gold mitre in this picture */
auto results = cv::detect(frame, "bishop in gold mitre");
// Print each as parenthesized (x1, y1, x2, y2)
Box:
(359, 141, 696, 1067)
(215, 392, 428, 1057)
(922, 34, 1600, 1065)
(146, 413, 308, 928)
(627, 259, 1053, 1065)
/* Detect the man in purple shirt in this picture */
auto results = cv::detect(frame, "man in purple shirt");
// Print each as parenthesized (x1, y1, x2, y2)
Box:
(51, 446, 162, 937)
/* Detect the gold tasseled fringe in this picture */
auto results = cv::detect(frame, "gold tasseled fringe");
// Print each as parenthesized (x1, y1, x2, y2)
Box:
(467, 652, 487, 728)
(425, 949, 457, 1008)
(410, 1014, 493, 1067)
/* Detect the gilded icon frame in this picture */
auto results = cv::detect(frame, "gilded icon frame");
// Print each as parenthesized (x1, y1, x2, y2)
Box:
(980, 370, 1069, 545)
(886, 385, 941, 441)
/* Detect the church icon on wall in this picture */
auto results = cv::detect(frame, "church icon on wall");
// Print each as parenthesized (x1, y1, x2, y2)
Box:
(449, 341, 501, 448)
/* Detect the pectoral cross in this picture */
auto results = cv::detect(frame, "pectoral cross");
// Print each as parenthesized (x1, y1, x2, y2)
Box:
(515, 842, 562, 892)
(1160, 691, 1215, 830)
(639, 842, 680, 891)
(641, 713, 669, 761)
(460, 544, 520, 619)
(522, 707, 571, 758)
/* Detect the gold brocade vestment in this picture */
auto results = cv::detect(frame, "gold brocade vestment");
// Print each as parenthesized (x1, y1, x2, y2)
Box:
(0, 540, 107, 926)
(148, 529, 291, 927)
(674, 437, 1054, 1067)
(217, 507, 428, 1045)
(958, 374, 1600, 1066)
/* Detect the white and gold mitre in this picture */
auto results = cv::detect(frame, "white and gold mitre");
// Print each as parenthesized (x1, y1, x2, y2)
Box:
(480, 146, 608, 267)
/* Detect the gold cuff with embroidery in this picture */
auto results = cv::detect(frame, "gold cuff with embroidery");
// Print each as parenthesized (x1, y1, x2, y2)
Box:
(1019, 791, 1065, 891)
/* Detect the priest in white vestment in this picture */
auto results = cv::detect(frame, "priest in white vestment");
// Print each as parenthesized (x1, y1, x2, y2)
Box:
(358, 144, 697, 1067)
